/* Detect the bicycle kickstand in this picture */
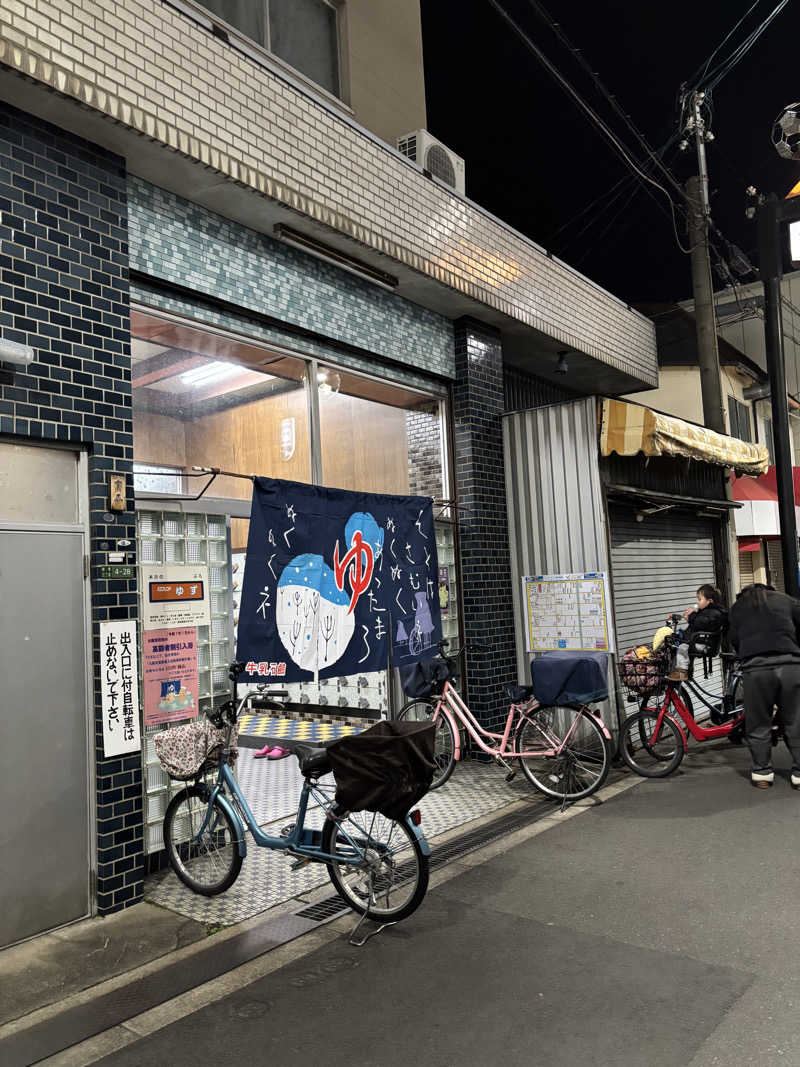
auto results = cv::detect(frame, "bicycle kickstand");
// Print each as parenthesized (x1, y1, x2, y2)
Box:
(348, 873, 399, 947)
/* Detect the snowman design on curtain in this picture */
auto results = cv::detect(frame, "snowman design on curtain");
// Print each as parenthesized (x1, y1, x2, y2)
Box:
(237, 478, 442, 684)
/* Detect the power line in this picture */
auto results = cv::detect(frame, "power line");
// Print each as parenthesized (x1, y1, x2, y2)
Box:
(703, 1, 789, 93)
(522, 0, 688, 206)
(683, 0, 763, 89)
(484, 1, 684, 214)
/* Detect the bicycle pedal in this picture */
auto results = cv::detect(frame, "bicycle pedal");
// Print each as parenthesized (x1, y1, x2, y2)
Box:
(505, 770, 517, 782)
(289, 856, 311, 871)
(280, 823, 295, 838)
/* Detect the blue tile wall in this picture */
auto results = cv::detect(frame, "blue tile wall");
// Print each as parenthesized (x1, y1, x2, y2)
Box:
(453, 318, 517, 728)
(128, 178, 455, 380)
(0, 102, 141, 915)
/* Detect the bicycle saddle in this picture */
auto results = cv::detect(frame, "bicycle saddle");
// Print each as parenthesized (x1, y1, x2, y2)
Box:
(292, 742, 332, 778)
(504, 683, 534, 703)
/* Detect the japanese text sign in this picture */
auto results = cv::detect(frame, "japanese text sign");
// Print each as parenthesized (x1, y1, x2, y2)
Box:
(100, 620, 141, 757)
(143, 626, 199, 727)
(141, 566, 211, 631)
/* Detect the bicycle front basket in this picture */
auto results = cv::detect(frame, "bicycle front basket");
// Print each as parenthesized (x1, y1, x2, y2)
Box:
(399, 656, 453, 699)
(153, 718, 238, 781)
(326, 719, 436, 821)
(618, 648, 669, 698)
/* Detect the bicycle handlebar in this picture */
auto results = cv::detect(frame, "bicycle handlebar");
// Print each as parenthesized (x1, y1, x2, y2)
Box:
(436, 637, 490, 659)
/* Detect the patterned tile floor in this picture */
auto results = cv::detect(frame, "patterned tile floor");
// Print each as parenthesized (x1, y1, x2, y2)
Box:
(145, 748, 536, 927)
(237, 715, 362, 742)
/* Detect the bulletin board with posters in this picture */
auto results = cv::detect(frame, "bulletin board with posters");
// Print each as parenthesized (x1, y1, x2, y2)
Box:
(522, 571, 615, 654)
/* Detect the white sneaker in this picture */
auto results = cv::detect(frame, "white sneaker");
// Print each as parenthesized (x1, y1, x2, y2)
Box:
(751, 769, 774, 789)
(791, 771, 800, 790)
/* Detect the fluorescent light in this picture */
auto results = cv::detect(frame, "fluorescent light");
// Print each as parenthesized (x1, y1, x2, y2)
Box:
(180, 361, 240, 387)
(0, 338, 34, 366)
(791, 220, 800, 264)
(273, 224, 399, 291)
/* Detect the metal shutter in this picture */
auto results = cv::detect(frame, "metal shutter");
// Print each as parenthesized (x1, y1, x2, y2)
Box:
(767, 540, 785, 593)
(609, 506, 723, 701)
(739, 549, 756, 590)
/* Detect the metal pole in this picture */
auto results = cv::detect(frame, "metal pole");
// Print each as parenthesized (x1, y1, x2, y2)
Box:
(758, 194, 799, 597)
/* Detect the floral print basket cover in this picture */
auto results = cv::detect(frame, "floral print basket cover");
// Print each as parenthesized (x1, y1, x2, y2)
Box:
(154, 718, 238, 781)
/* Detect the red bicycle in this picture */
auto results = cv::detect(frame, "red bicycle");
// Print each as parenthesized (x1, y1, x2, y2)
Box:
(619, 635, 745, 778)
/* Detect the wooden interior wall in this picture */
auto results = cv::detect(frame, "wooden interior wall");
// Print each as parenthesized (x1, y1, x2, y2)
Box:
(133, 411, 187, 467)
(186, 385, 311, 551)
(320, 393, 410, 494)
(135, 388, 412, 551)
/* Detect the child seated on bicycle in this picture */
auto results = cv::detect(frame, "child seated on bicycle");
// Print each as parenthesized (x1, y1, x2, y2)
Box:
(667, 584, 727, 682)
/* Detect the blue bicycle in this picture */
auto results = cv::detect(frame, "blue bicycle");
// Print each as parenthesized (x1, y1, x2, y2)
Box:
(162, 662, 431, 922)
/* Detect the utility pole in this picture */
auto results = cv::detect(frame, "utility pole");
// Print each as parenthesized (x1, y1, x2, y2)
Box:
(758, 194, 800, 597)
(682, 90, 727, 435)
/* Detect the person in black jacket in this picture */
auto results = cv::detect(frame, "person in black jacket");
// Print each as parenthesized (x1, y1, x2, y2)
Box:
(728, 582, 800, 789)
(667, 584, 727, 682)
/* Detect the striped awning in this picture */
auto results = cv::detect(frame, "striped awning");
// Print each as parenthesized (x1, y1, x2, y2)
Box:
(599, 398, 769, 477)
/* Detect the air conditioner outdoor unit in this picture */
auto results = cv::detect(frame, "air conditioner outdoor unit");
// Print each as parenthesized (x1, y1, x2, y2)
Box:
(397, 130, 465, 195)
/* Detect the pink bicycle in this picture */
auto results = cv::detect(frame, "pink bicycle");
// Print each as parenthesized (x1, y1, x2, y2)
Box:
(398, 642, 612, 802)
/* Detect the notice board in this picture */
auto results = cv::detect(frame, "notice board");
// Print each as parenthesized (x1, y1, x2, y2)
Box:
(522, 571, 615, 654)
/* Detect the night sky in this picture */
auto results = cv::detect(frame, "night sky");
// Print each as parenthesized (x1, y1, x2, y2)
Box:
(420, 0, 800, 306)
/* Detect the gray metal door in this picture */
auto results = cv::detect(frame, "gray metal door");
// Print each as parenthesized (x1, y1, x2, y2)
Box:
(767, 540, 785, 593)
(739, 549, 756, 590)
(609, 506, 724, 699)
(0, 443, 90, 948)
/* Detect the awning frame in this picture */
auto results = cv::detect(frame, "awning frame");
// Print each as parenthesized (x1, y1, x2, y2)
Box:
(604, 483, 742, 511)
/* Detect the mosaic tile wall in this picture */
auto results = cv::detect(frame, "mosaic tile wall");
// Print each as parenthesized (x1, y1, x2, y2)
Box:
(0, 0, 658, 386)
(128, 178, 455, 380)
(453, 318, 517, 728)
(0, 102, 141, 914)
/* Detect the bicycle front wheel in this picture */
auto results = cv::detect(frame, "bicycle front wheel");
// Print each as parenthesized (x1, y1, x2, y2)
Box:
(619, 709, 684, 778)
(515, 706, 610, 801)
(163, 785, 243, 895)
(322, 811, 429, 921)
(397, 699, 457, 789)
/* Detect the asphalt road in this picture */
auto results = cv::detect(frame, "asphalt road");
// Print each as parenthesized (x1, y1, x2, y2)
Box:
(94, 739, 800, 1067)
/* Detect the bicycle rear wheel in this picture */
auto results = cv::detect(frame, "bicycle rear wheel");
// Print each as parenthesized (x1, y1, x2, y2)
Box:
(619, 709, 684, 778)
(397, 699, 457, 789)
(514, 706, 610, 801)
(163, 785, 243, 895)
(322, 810, 428, 921)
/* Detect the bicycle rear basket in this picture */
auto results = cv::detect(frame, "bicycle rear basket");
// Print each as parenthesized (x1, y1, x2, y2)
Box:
(326, 720, 436, 820)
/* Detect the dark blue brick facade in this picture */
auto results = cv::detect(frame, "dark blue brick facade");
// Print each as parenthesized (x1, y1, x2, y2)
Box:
(453, 318, 517, 727)
(0, 103, 140, 914)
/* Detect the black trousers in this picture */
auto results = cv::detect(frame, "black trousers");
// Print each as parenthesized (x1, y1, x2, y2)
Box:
(742, 665, 800, 770)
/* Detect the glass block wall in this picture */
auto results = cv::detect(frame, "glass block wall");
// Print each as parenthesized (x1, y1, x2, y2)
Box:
(137, 508, 234, 854)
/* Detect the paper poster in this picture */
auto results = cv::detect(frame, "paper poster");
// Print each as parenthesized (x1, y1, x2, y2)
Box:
(143, 627, 199, 727)
(100, 620, 141, 757)
(522, 571, 615, 654)
(141, 566, 211, 631)
(438, 565, 451, 617)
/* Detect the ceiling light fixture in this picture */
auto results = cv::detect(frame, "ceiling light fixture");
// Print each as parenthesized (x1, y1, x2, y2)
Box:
(274, 224, 399, 291)
(180, 361, 241, 387)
